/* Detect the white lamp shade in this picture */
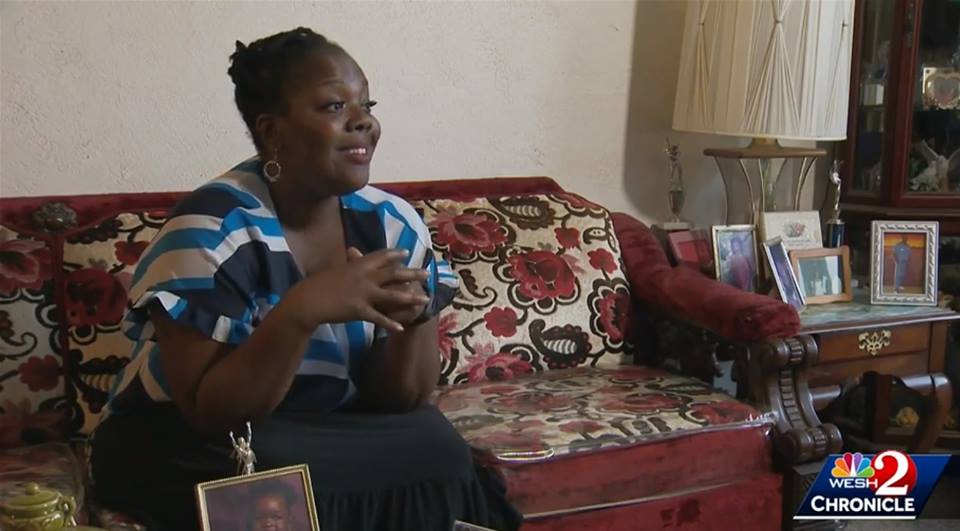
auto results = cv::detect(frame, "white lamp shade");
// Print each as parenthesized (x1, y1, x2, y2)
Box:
(672, 0, 855, 141)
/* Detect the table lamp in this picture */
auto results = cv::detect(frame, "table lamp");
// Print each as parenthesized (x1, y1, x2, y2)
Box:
(672, 0, 855, 227)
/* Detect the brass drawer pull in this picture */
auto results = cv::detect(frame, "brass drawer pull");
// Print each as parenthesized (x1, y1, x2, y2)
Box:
(858, 330, 892, 356)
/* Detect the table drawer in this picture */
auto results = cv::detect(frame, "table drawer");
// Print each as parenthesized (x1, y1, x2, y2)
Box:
(817, 324, 929, 363)
(808, 351, 928, 388)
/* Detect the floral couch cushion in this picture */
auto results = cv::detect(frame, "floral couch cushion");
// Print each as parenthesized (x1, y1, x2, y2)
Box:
(414, 193, 633, 386)
(0, 228, 70, 448)
(0, 206, 171, 443)
(62, 212, 163, 434)
(434, 365, 769, 464)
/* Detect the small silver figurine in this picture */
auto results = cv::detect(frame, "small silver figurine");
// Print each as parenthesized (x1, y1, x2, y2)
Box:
(229, 421, 257, 476)
(664, 137, 685, 223)
(825, 160, 845, 248)
(827, 159, 842, 223)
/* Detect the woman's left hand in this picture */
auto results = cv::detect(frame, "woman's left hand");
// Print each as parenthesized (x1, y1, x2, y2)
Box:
(347, 248, 428, 326)
(381, 281, 428, 326)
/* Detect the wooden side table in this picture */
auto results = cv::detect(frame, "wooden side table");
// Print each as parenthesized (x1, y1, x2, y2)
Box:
(801, 299, 958, 452)
(732, 295, 958, 530)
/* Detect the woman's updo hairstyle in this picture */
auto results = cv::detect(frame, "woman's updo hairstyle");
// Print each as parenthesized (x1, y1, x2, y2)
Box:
(228, 27, 343, 151)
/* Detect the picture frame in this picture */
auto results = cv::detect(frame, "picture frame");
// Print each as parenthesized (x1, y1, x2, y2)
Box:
(711, 224, 759, 292)
(789, 246, 854, 305)
(870, 221, 939, 306)
(196, 465, 318, 531)
(668, 228, 714, 274)
(922, 66, 960, 110)
(760, 211, 823, 251)
(762, 237, 806, 310)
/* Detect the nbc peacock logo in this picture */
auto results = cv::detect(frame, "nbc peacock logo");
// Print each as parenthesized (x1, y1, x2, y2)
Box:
(829, 452, 878, 490)
(832, 453, 876, 479)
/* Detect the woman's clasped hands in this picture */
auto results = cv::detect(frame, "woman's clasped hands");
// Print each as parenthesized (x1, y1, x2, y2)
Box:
(288, 248, 430, 334)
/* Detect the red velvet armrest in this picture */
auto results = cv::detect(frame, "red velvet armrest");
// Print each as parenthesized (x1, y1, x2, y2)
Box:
(611, 212, 801, 342)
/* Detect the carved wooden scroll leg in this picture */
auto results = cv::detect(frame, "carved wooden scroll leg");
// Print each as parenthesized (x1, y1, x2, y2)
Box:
(740, 335, 844, 531)
(744, 335, 843, 463)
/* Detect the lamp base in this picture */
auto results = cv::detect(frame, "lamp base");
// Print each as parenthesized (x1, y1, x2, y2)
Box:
(704, 137, 828, 160)
(705, 138, 828, 226)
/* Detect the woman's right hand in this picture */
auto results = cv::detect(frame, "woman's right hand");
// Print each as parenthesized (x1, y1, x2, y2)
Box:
(286, 248, 429, 334)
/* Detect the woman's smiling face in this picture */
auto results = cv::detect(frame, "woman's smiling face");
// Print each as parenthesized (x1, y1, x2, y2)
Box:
(263, 50, 381, 196)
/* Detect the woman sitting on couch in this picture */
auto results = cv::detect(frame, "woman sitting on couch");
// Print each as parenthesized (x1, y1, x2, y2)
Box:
(90, 27, 520, 531)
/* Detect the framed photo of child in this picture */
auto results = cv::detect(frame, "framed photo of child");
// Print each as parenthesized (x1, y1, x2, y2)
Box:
(788, 246, 853, 305)
(870, 221, 939, 306)
(711, 225, 759, 292)
(196, 465, 318, 531)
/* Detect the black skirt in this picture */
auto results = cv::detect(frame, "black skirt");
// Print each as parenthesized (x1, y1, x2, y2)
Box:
(90, 402, 521, 531)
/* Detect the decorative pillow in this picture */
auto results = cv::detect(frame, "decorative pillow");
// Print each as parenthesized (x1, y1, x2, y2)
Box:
(62, 212, 165, 434)
(413, 193, 633, 386)
(0, 227, 69, 448)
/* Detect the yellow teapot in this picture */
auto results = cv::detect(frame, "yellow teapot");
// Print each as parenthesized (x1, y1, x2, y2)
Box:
(0, 483, 77, 531)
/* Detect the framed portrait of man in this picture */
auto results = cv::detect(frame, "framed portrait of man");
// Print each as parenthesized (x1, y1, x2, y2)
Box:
(870, 221, 939, 306)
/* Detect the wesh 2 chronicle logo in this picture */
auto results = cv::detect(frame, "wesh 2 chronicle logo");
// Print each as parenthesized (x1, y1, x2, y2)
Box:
(795, 451, 950, 520)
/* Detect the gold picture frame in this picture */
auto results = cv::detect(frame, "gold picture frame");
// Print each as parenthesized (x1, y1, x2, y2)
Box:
(789, 246, 853, 305)
(711, 224, 759, 292)
(196, 465, 318, 531)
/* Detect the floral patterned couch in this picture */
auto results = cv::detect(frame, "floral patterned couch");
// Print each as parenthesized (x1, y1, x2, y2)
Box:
(0, 176, 801, 530)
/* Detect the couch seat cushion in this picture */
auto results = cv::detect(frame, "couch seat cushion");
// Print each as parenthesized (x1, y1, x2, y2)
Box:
(435, 366, 775, 515)
(435, 365, 768, 463)
(520, 472, 782, 530)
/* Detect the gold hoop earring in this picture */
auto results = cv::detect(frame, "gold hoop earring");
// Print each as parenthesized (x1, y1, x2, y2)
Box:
(263, 159, 282, 182)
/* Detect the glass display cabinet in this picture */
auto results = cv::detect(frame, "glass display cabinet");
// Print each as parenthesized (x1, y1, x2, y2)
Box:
(841, 0, 960, 287)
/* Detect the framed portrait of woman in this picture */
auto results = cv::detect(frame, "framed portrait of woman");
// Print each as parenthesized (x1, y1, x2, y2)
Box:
(711, 225, 759, 292)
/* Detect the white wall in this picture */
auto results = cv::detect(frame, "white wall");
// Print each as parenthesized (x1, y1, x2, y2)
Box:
(1, 1, 824, 225)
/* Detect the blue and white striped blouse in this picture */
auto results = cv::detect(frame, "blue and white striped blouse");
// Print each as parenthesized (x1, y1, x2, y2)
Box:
(106, 158, 458, 416)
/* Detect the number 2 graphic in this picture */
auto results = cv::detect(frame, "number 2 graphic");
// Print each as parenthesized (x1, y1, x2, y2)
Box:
(874, 450, 910, 496)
